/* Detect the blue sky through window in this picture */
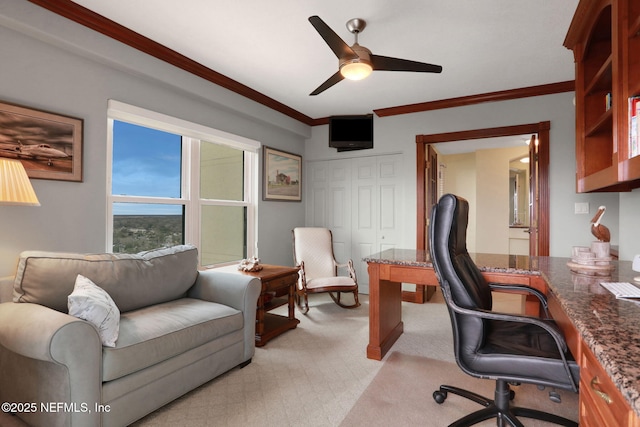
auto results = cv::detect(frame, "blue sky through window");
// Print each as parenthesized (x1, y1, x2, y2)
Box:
(112, 121, 182, 215)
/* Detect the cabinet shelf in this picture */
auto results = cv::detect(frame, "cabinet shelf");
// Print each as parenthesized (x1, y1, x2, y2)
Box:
(585, 108, 613, 136)
(263, 296, 288, 311)
(585, 55, 612, 95)
(579, 169, 637, 193)
(620, 156, 640, 182)
(567, 0, 640, 193)
(578, 165, 629, 193)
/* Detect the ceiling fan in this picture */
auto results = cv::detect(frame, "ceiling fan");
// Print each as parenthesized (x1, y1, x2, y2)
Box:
(308, 15, 443, 96)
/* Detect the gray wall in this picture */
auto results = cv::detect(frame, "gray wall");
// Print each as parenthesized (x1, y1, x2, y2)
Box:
(0, 2, 307, 276)
(305, 93, 629, 260)
(619, 190, 640, 260)
(1, 2, 638, 278)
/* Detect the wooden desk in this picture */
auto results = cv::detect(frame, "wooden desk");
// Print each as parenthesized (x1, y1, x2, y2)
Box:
(364, 249, 545, 361)
(218, 264, 300, 347)
(540, 257, 640, 426)
(365, 250, 640, 425)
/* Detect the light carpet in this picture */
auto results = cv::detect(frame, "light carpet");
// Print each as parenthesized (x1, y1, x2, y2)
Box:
(0, 291, 578, 426)
(340, 351, 579, 427)
(129, 292, 460, 427)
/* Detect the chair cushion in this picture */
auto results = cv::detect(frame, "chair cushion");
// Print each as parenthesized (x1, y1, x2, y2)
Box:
(306, 276, 356, 290)
(293, 228, 336, 279)
(102, 298, 242, 382)
(13, 245, 198, 313)
(463, 319, 580, 388)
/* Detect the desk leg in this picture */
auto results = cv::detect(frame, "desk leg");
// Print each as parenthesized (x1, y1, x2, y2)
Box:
(367, 263, 403, 360)
(288, 279, 295, 320)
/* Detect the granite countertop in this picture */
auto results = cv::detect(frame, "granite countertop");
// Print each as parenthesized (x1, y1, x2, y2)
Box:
(362, 248, 540, 276)
(364, 249, 640, 417)
(537, 256, 640, 418)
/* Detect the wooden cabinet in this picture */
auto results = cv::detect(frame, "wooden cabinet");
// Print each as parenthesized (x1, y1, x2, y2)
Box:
(565, 0, 640, 192)
(580, 342, 639, 426)
(548, 290, 640, 426)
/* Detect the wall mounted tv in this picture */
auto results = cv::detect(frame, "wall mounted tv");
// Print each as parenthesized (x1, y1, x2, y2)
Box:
(329, 114, 373, 152)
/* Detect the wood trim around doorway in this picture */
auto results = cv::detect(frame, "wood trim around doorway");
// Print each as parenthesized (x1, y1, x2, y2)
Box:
(416, 121, 551, 256)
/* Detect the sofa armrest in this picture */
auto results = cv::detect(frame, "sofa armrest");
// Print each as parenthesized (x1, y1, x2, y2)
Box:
(189, 270, 261, 361)
(0, 302, 102, 426)
(0, 276, 13, 303)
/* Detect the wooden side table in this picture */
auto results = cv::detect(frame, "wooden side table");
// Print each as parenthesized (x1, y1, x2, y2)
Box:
(234, 264, 300, 347)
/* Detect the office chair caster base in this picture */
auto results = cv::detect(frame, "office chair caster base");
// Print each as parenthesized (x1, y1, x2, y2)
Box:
(434, 382, 577, 427)
(433, 390, 447, 404)
(434, 385, 493, 407)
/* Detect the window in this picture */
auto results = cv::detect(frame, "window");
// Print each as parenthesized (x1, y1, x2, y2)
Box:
(107, 101, 259, 267)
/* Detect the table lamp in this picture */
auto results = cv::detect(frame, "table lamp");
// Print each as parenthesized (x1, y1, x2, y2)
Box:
(0, 158, 40, 206)
(633, 254, 640, 283)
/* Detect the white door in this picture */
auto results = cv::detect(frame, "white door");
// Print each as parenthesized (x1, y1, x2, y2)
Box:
(327, 160, 352, 264)
(351, 155, 403, 293)
(305, 154, 404, 294)
(351, 157, 377, 293)
(305, 160, 352, 263)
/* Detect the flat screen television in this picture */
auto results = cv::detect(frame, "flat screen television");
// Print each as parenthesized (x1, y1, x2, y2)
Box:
(329, 114, 373, 152)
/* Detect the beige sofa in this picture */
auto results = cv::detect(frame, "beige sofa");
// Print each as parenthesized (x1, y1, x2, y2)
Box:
(0, 245, 261, 427)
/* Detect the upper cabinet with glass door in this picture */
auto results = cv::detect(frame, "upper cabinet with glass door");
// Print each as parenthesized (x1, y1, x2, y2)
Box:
(565, 0, 640, 192)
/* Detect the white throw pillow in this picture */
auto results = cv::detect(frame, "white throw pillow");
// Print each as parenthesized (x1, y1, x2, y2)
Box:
(68, 274, 120, 347)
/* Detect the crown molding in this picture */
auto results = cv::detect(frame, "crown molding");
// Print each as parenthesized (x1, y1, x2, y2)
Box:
(26, 0, 316, 126)
(373, 81, 575, 118)
(26, 1, 576, 127)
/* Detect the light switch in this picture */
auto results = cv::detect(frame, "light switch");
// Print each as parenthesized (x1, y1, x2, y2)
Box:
(574, 202, 589, 214)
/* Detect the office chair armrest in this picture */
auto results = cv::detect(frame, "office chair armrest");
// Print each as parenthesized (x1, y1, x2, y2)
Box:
(443, 283, 578, 392)
(487, 283, 549, 317)
(443, 284, 567, 353)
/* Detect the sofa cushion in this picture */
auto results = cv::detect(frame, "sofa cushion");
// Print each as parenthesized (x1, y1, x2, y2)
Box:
(102, 298, 243, 382)
(13, 245, 198, 313)
(68, 274, 120, 347)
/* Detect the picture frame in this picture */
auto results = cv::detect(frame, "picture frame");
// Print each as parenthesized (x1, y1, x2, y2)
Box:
(0, 100, 83, 182)
(262, 146, 302, 202)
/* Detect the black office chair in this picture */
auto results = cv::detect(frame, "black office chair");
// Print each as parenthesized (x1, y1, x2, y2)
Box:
(428, 194, 579, 427)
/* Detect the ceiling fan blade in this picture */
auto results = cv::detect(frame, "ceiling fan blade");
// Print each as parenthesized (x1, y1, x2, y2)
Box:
(310, 71, 345, 96)
(309, 16, 358, 60)
(370, 55, 443, 73)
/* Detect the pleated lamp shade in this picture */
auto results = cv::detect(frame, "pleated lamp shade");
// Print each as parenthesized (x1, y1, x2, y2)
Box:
(0, 158, 40, 206)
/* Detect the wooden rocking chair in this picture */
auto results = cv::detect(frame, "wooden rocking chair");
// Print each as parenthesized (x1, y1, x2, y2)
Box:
(292, 227, 360, 314)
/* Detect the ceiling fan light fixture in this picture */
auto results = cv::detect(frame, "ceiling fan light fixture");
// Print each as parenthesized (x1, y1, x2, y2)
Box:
(340, 60, 372, 80)
(308, 15, 442, 95)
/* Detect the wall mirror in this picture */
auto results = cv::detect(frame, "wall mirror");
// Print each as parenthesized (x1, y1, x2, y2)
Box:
(509, 155, 530, 227)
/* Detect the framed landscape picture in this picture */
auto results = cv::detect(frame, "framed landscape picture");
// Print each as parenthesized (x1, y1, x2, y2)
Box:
(263, 146, 302, 201)
(0, 100, 83, 182)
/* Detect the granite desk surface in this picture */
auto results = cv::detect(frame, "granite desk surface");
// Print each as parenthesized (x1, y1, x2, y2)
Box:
(364, 249, 640, 418)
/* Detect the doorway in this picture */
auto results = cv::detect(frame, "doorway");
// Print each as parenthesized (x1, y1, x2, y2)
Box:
(416, 122, 550, 256)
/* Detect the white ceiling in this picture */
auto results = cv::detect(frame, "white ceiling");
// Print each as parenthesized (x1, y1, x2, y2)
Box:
(70, 0, 579, 120)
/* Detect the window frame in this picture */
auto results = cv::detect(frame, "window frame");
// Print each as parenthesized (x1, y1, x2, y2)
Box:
(106, 100, 259, 267)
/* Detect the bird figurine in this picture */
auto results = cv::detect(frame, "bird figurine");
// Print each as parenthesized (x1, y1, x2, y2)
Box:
(590, 205, 611, 242)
